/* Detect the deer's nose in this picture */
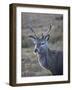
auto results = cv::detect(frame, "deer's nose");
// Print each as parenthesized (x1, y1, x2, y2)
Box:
(34, 49, 38, 53)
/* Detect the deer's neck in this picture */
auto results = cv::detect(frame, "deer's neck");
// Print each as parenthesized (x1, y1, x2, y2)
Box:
(38, 48, 51, 69)
(37, 48, 63, 75)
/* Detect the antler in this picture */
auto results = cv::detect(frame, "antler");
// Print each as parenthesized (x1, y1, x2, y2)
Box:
(28, 26, 38, 38)
(44, 24, 53, 40)
(47, 24, 53, 34)
(41, 24, 53, 39)
(27, 16, 38, 38)
(41, 33, 44, 39)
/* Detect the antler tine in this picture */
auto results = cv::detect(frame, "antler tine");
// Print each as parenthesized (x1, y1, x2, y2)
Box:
(44, 24, 53, 40)
(47, 24, 52, 34)
(41, 33, 44, 39)
(29, 26, 37, 38)
(28, 16, 37, 38)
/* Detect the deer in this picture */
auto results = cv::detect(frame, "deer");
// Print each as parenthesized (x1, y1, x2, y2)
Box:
(28, 25, 63, 75)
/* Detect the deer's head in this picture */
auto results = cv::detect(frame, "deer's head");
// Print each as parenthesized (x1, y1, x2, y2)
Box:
(29, 24, 52, 54)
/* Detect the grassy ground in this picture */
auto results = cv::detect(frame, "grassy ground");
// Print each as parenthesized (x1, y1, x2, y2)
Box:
(21, 13, 63, 77)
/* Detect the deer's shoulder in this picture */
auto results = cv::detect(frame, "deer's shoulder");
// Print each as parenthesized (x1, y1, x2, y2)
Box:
(48, 48, 63, 61)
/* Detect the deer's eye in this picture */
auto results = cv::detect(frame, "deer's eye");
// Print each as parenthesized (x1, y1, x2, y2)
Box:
(41, 42, 45, 45)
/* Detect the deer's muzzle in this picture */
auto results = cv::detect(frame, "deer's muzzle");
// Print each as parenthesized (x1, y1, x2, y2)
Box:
(34, 48, 38, 53)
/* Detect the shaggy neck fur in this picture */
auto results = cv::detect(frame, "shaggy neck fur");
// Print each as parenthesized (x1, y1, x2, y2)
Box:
(38, 49, 52, 72)
(37, 48, 63, 75)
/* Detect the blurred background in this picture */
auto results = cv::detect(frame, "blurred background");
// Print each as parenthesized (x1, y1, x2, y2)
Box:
(21, 12, 63, 77)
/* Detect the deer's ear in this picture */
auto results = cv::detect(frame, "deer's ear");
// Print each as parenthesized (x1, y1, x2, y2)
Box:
(45, 34, 50, 41)
(28, 35, 36, 43)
